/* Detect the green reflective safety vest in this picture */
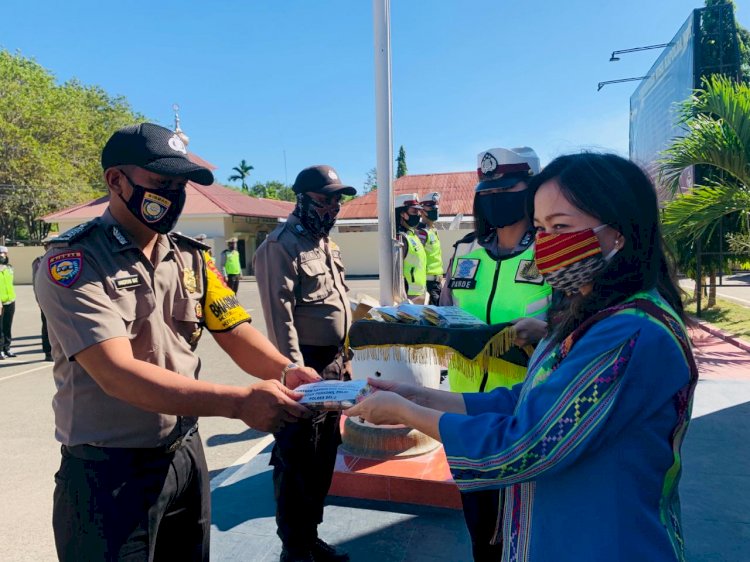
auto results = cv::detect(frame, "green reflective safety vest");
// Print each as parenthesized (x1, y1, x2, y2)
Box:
(402, 229, 427, 297)
(223, 250, 241, 275)
(421, 226, 444, 276)
(447, 235, 551, 393)
(0, 265, 15, 304)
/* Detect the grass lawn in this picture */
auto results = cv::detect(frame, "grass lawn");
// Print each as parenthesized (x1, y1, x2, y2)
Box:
(684, 293, 750, 340)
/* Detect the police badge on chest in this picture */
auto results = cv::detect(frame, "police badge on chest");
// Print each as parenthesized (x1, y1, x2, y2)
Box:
(448, 258, 479, 290)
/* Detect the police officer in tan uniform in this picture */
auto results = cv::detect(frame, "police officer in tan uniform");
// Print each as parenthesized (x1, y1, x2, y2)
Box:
(254, 165, 354, 562)
(34, 123, 319, 562)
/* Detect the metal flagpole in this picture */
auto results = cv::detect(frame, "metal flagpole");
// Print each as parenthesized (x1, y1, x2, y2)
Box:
(373, 0, 396, 305)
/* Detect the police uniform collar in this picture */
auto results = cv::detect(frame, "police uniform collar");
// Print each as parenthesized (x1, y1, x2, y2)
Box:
(285, 214, 319, 240)
(100, 210, 137, 252)
(481, 228, 535, 260)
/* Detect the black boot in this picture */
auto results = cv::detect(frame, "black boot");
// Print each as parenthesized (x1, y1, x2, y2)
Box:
(311, 538, 349, 562)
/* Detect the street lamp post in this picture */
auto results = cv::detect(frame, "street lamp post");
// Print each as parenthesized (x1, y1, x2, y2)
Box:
(597, 76, 649, 91)
(609, 43, 672, 62)
(598, 42, 671, 91)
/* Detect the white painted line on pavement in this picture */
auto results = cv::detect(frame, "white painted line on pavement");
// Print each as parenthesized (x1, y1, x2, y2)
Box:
(0, 363, 52, 382)
(210, 433, 274, 490)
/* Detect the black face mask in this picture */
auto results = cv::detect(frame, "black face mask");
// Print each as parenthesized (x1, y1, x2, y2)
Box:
(293, 193, 340, 238)
(0, 256, 7, 265)
(403, 214, 420, 228)
(120, 174, 186, 234)
(477, 190, 527, 228)
(425, 209, 439, 222)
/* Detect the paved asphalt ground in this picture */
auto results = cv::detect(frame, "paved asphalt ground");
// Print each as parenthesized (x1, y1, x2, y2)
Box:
(2, 277, 749, 561)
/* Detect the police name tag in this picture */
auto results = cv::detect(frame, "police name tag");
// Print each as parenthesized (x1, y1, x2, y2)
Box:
(114, 275, 140, 289)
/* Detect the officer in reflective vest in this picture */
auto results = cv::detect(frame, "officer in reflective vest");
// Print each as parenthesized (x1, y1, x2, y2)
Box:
(221, 237, 242, 293)
(416, 192, 444, 306)
(439, 146, 552, 561)
(395, 193, 427, 303)
(441, 147, 551, 393)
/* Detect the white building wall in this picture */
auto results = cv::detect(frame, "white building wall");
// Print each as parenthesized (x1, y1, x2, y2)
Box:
(332, 229, 470, 277)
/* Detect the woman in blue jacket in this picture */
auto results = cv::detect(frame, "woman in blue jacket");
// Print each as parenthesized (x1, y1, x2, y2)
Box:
(349, 153, 696, 562)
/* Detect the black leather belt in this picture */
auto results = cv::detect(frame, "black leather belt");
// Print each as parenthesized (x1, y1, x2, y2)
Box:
(62, 425, 199, 461)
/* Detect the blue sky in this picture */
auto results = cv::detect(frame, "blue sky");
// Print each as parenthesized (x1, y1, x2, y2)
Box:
(2, 1, 748, 193)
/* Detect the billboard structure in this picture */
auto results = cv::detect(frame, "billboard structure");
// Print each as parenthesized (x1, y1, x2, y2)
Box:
(629, 4, 741, 198)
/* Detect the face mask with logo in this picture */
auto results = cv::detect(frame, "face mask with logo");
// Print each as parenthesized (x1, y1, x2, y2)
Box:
(477, 190, 527, 228)
(120, 174, 186, 234)
(293, 193, 341, 238)
(534, 225, 619, 293)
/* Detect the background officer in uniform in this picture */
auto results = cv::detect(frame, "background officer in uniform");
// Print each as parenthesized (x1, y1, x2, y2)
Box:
(34, 123, 319, 562)
(32, 235, 56, 361)
(254, 164, 355, 562)
(439, 146, 552, 561)
(0, 245, 16, 359)
(416, 191, 444, 305)
(221, 236, 241, 293)
(395, 193, 428, 304)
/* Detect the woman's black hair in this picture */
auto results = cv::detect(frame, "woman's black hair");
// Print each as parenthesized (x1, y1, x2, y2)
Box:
(527, 152, 686, 343)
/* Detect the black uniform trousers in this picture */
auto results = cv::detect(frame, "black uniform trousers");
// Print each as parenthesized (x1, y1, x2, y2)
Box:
(41, 311, 51, 355)
(426, 279, 442, 306)
(53, 428, 210, 562)
(0, 300, 15, 353)
(461, 487, 505, 561)
(226, 274, 240, 294)
(271, 344, 347, 553)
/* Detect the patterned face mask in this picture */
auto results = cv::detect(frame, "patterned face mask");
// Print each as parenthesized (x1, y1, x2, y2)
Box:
(293, 193, 340, 238)
(534, 225, 618, 293)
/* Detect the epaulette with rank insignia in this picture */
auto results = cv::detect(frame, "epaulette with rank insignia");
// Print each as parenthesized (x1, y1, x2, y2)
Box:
(49, 221, 98, 246)
(168, 232, 211, 251)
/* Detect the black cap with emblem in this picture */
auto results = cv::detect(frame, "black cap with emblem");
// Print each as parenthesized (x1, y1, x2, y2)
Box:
(101, 123, 214, 186)
(292, 165, 356, 196)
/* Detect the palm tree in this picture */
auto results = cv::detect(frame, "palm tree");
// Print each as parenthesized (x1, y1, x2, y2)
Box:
(228, 159, 254, 192)
(659, 75, 750, 308)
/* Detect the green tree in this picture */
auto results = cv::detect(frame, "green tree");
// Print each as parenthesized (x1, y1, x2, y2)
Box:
(248, 180, 296, 201)
(0, 50, 142, 241)
(363, 167, 377, 193)
(227, 159, 254, 192)
(704, 0, 750, 81)
(659, 75, 750, 307)
(396, 145, 408, 178)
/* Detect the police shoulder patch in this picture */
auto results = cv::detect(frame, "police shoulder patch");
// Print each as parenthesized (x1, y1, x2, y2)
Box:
(48, 251, 83, 288)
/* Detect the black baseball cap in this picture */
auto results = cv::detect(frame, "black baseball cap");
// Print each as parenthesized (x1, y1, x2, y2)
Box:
(292, 165, 356, 196)
(101, 123, 214, 186)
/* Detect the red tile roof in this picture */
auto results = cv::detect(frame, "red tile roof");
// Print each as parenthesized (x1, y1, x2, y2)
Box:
(42, 153, 294, 222)
(339, 171, 476, 219)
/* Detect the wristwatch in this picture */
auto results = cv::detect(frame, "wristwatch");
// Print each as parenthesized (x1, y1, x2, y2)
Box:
(281, 362, 299, 386)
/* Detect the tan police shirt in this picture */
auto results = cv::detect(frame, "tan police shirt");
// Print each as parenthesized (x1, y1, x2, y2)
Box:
(253, 214, 350, 366)
(34, 209, 251, 447)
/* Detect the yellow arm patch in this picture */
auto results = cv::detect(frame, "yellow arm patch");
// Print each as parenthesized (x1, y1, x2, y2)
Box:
(203, 251, 251, 332)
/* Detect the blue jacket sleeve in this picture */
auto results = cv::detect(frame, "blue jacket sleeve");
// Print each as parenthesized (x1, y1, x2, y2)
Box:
(463, 382, 524, 416)
(439, 312, 692, 491)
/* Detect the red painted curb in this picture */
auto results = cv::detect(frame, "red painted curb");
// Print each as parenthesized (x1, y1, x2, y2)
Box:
(690, 316, 750, 354)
